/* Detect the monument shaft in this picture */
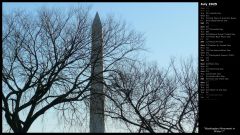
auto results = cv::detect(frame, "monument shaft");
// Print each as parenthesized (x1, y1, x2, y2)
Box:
(90, 13, 105, 133)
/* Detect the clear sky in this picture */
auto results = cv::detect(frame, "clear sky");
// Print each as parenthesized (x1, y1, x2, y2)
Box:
(2, 2, 198, 132)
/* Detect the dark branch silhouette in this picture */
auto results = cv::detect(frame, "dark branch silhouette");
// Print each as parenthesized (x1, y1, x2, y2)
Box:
(2, 7, 143, 133)
(104, 58, 198, 133)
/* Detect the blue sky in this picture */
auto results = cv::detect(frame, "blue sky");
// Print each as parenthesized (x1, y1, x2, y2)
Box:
(3, 2, 198, 68)
(2, 2, 198, 132)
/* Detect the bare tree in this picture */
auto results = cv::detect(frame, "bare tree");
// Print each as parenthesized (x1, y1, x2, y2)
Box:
(104, 57, 198, 133)
(2, 7, 144, 133)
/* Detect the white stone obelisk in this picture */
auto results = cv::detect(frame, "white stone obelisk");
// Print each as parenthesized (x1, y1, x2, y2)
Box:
(90, 12, 105, 133)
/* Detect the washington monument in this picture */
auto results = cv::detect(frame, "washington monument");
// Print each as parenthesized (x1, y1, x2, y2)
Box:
(90, 12, 105, 133)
